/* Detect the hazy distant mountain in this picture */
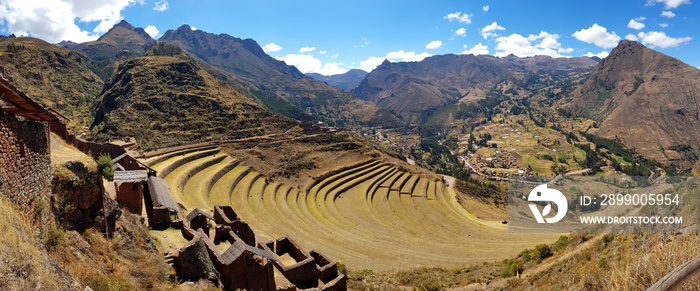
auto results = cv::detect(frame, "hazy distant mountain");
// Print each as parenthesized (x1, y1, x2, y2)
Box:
(569, 40, 700, 165)
(159, 25, 402, 128)
(306, 69, 368, 91)
(352, 54, 598, 123)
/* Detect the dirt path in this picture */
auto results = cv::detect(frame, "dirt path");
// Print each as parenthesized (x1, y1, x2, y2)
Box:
(452, 233, 605, 290)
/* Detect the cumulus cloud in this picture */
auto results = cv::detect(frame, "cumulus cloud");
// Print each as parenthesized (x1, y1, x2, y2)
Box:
(426, 40, 443, 49)
(584, 51, 610, 59)
(275, 54, 347, 75)
(190, 26, 198, 31)
(444, 11, 472, 24)
(358, 56, 387, 72)
(626, 34, 639, 41)
(635, 17, 647, 21)
(646, 0, 690, 9)
(481, 22, 506, 39)
(482, 5, 489, 12)
(572, 24, 621, 49)
(299, 46, 316, 53)
(494, 32, 571, 58)
(637, 31, 691, 48)
(262, 43, 282, 52)
(154, 0, 168, 12)
(462, 43, 489, 55)
(661, 11, 676, 17)
(0, 0, 142, 43)
(628, 19, 645, 30)
(318, 50, 327, 54)
(144, 25, 159, 38)
(558, 47, 574, 53)
(659, 23, 670, 27)
(455, 27, 466, 37)
(358, 50, 432, 72)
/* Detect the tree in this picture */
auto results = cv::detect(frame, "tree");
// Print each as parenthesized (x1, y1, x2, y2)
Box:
(97, 154, 114, 181)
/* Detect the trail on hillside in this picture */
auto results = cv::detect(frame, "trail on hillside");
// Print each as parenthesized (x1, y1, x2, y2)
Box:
(453, 233, 604, 291)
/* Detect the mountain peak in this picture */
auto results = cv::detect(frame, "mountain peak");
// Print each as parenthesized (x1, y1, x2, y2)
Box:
(114, 20, 134, 29)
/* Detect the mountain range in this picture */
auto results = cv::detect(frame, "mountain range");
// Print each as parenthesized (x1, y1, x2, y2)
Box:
(352, 54, 598, 123)
(306, 69, 368, 91)
(4, 20, 699, 167)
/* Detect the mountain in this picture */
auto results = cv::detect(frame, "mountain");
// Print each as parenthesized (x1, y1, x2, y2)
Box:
(569, 40, 700, 165)
(306, 69, 368, 91)
(91, 44, 296, 149)
(0, 36, 103, 129)
(78, 20, 156, 62)
(352, 54, 598, 123)
(159, 25, 402, 128)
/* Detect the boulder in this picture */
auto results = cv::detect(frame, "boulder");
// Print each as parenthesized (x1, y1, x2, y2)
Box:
(175, 236, 219, 285)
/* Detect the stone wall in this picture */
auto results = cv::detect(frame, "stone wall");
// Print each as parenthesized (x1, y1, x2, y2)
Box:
(49, 122, 126, 160)
(0, 110, 53, 226)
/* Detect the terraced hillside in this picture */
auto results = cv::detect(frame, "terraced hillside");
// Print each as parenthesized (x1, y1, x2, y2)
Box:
(143, 146, 558, 271)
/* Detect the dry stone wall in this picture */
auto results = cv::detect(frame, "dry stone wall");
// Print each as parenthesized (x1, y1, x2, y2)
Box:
(0, 110, 53, 225)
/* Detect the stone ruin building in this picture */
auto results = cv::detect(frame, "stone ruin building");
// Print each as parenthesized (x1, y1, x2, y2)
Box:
(169, 205, 347, 290)
(0, 72, 66, 225)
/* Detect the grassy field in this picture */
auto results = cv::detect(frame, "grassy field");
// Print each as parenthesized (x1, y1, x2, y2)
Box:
(143, 147, 560, 272)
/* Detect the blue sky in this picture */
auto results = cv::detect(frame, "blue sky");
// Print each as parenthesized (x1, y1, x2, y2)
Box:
(1, 0, 698, 75)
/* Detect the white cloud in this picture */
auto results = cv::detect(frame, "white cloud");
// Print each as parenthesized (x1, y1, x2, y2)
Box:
(462, 43, 489, 55)
(358, 50, 432, 72)
(482, 5, 489, 12)
(455, 27, 466, 37)
(190, 26, 198, 31)
(646, 0, 691, 9)
(635, 17, 647, 21)
(299, 46, 316, 53)
(584, 51, 609, 59)
(659, 23, 670, 27)
(637, 31, 691, 48)
(330, 52, 339, 59)
(626, 34, 639, 41)
(661, 11, 676, 18)
(154, 0, 168, 12)
(358, 56, 387, 72)
(628, 19, 645, 30)
(275, 54, 347, 75)
(426, 40, 443, 49)
(481, 22, 505, 39)
(558, 47, 574, 53)
(262, 43, 282, 52)
(572, 24, 621, 49)
(0, 0, 142, 43)
(318, 50, 327, 54)
(386, 50, 431, 62)
(494, 32, 570, 58)
(444, 11, 472, 24)
(144, 25, 159, 38)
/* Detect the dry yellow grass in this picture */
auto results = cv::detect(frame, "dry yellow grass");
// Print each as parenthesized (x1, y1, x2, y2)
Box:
(0, 196, 75, 290)
(49, 133, 96, 168)
(50, 212, 175, 291)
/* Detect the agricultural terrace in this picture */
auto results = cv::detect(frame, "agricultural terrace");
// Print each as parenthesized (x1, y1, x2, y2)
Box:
(142, 146, 558, 271)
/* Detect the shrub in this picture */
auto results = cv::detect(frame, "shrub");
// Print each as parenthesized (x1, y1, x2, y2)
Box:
(414, 281, 443, 291)
(44, 224, 65, 251)
(97, 153, 114, 181)
(337, 263, 348, 276)
(602, 234, 614, 245)
(554, 235, 569, 251)
(501, 259, 523, 277)
(534, 244, 552, 261)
